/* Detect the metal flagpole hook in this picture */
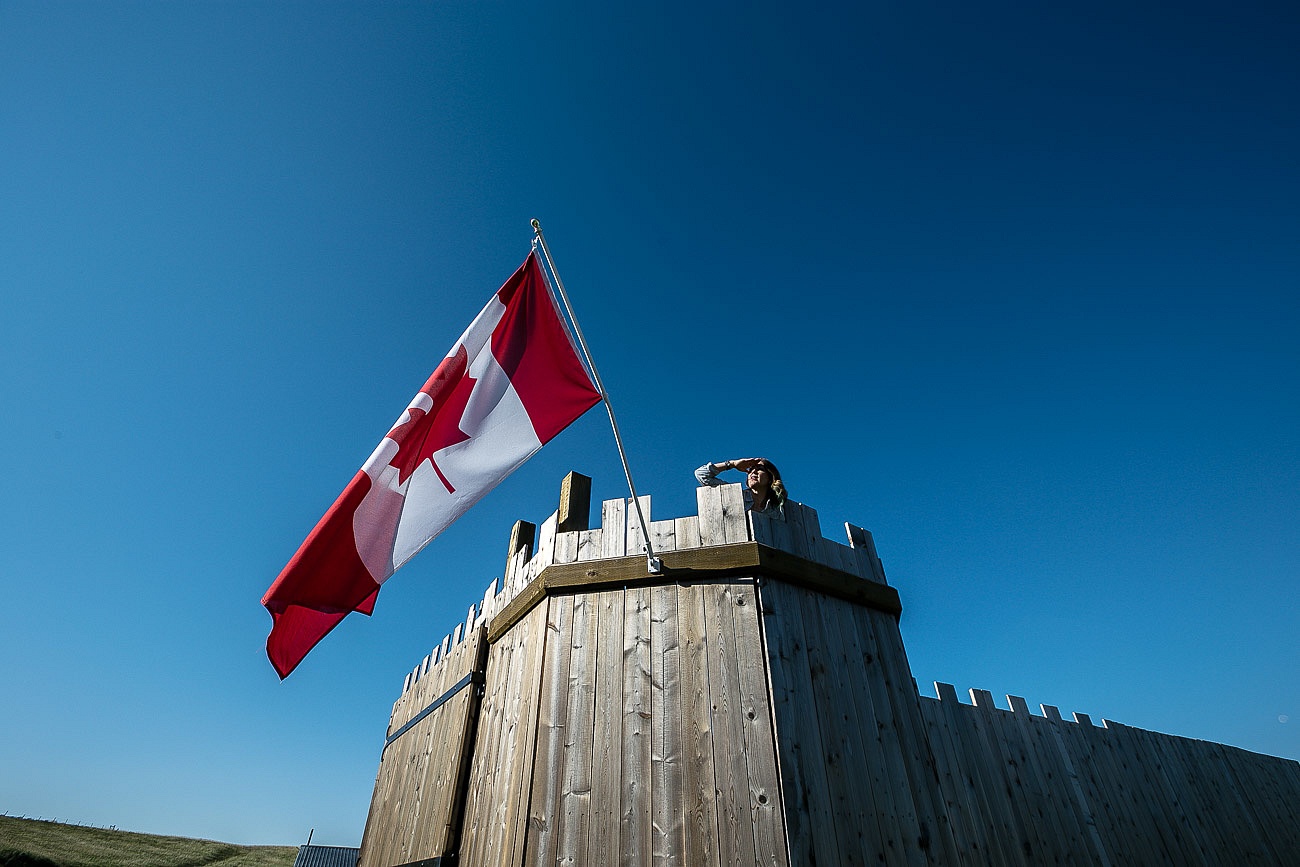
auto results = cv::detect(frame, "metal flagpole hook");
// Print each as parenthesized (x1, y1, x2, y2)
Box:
(529, 219, 662, 574)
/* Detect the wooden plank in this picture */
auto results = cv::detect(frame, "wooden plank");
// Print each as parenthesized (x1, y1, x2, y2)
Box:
(577, 528, 602, 562)
(677, 581, 720, 867)
(601, 496, 627, 558)
(557, 470, 592, 533)
(728, 579, 788, 866)
(534, 509, 559, 576)
(525, 593, 574, 866)
(459, 609, 518, 865)
(781, 502, 808, 560)
(1082, 713, 1146, 862)
(1030, 707, 1103, 866)
(555, 591, 599, 866)
(1179, 734, 1240, 861)
(703, 579, 759, 867)
(851, 603, 954, 864)
(452, 626, 509, 865)
(843, 523, 872, 581)
(506, 545, 530, 601)
(862, 527, 888, 583)
(917, 688, 995, 866)
(486, 543, 903, 643)
(1225, 742, 1300, 858)
(1071, 712, 1154, 864)
(696, 484, 727, 546)
(748, 507, 775, 547)
(621, 584, 653, 867)
(846, 523, 887, 583)
(1122, 722, 1207, 864)
(465, 604, 480, 647)
(436, 630, 490, 859)
(554, 529, 579, 565)
(1044, 710, 1111, 863)
(472, 607, 541, 865)
(626, 494, 652, 556)
(797, 589, 881, 866)
(1183, 736, 1246, 861)
(969, 689, 1038, 865)
(819, 537, 856, 578)
(402, 634, 463, 860)
(478, 578, 499, 627)
(407, 636, 459, 858)
(361, 697, 404, 865)
(1006, 697, 1068, 865)
(1143, 723, 1210, 862)
(649, 518, 677, 555)
(502, 601, 550, 864)
(504, 519, 536, 596)
(1040, 704, 1111, 867)
(913, 694, 965, 863)
(1099, 717, 1186, 863)
(764, 506, 795, 557)
(388, 648, 454, 865)
(1200, 742, 1259, 859)
(826, 594, 922, 866)
(938, 685, 1015, 867)
(674, 515, 702, 550)
(1212, 744, 1254, 858)
(793, 503, 823, 567)
(757, 579, 843, 867)
(390, 653, 452, 860)
(719, 483, 747, 543)
(650, 582, 683, 866)
(588, 586, 626, 864)
(1236, 743, 1300, 857)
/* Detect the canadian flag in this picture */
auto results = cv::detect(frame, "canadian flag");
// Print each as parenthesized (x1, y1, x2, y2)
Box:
(262, 252, 602, 678)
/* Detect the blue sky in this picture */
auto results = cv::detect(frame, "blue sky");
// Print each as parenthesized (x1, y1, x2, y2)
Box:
(2, 0, 1297, 847)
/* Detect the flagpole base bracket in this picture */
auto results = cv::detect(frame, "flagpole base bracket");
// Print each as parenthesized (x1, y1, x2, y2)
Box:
(647, 556, 663, 574)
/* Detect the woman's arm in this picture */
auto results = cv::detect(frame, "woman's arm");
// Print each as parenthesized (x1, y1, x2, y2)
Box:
(695, 462, 725, 486)
(695, 458, 762, 486)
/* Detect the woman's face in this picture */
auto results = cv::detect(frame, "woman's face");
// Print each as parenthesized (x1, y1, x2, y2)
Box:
(747, 466, 771, 488)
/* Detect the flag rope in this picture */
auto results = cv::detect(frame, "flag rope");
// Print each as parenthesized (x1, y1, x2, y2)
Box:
(530, 219, 661, 573)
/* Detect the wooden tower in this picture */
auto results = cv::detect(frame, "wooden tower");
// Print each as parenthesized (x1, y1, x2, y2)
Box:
(358, 472, 1300, 866)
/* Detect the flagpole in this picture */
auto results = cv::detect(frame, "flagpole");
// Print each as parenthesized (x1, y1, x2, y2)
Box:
(530, 219, 662, 573)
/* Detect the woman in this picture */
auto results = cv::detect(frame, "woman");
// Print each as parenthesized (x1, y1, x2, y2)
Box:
(695, 457, 787, 512)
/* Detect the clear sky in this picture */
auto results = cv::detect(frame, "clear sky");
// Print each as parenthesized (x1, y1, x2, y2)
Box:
(2, 0, 1297, 848)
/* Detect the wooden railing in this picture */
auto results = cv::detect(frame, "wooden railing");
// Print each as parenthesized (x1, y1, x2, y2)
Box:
(397, 473, 886, 698)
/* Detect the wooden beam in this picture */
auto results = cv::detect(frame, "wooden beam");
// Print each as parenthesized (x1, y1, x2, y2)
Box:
(557, 471, 592, 534)
(487, 542, 902, 643)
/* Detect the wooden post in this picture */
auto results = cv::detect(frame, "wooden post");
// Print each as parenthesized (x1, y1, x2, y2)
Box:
(503, 519, 535, 593)
(558, 471, 592, 534)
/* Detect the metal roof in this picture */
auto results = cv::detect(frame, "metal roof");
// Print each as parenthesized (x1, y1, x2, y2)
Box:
(292, 845, 360, 867)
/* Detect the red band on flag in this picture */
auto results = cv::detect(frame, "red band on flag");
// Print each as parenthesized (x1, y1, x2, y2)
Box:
(263, 470, 379, 679)
(261, 251, 600, 678)
(494, 254, 603, 443)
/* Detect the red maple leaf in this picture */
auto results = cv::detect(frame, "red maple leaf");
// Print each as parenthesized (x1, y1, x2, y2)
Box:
(386, 346, 475, 493)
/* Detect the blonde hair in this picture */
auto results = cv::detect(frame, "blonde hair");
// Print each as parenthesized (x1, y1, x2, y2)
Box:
(770, 479, 787, 507)
(759, 459, 787, 508)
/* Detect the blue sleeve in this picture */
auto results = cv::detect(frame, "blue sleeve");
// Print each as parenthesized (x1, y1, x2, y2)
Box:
(695, 462, 724, 487)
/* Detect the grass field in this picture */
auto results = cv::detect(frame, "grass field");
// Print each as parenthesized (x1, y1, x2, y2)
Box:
(0, 816, 298, 867)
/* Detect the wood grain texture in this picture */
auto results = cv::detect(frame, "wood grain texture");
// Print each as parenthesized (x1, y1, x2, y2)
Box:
(362, 487, 1300, 867)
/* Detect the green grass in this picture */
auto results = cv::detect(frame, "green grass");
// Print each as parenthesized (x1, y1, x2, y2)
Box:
(0, 817, 297, 867)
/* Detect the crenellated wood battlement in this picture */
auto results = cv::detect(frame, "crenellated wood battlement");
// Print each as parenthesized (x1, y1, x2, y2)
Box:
(398, 471, 889, 697)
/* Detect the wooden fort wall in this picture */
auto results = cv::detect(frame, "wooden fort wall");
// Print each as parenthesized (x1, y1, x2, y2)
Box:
(915, 684, 1300, 865)
(357, 474, 1300, 866)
